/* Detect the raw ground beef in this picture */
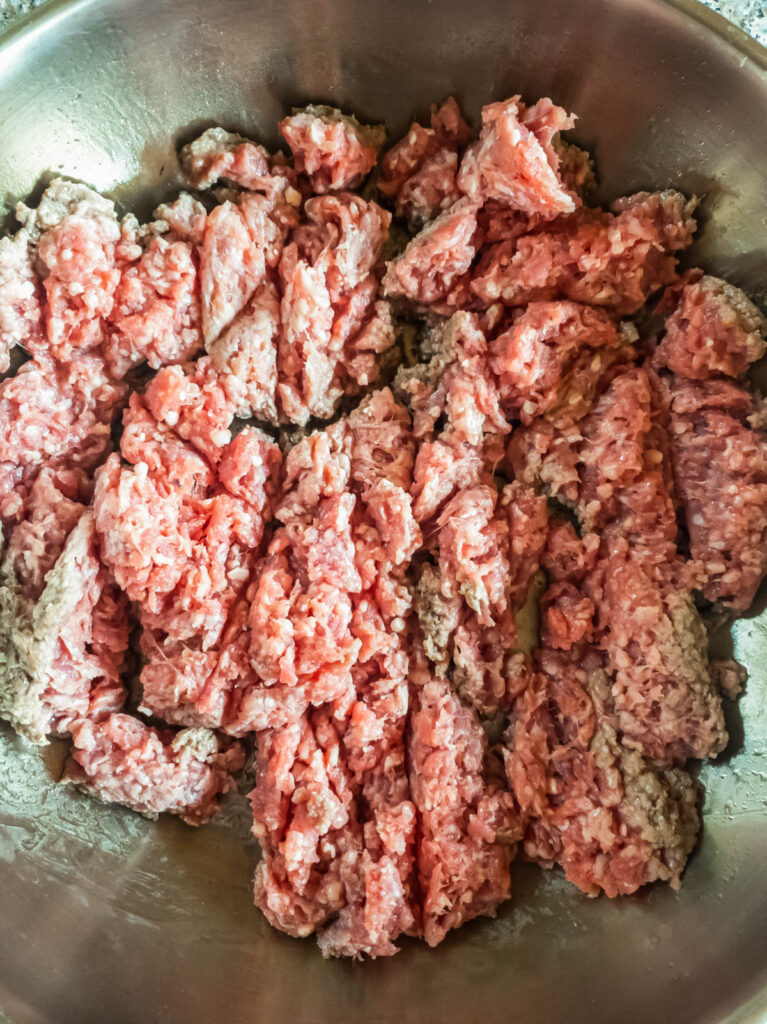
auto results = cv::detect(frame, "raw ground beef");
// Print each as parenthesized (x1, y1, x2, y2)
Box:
(65, 714, 244, 825)
(378, 97, 471, 227)
(0, 87, 763, 960)
(0, 480, 128, 743)
(505, 646, 700, 897)
(655, 272, 767, 380)
(659, 373, 767, 611)
(408, 662, 518, 945)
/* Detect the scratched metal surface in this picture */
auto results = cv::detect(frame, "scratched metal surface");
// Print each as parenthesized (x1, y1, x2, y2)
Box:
(0, 1, 765, 1022)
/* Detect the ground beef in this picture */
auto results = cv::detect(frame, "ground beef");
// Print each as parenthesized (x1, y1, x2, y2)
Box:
(106, 232, 203, 376)
(489, 300, 623, 424)
(457, 97, 578, 218)
(661, 373, 767, 611)
(382, 198, 479, 312)
(0, 88, 761, 961)
(0, 478, 128, 743)
(408, 668, 518, 946)
(0, 231, 43, 370)
(655, 272, 766, 379)
(65, 713, 244, 824)
(279, 106, 386, 194)
(584, 538, 727, 762)
(394, 310, 509, 444)
(378, 97, 471, 227)
(505, 647, 700, 897)
(471, 191, 696, 314)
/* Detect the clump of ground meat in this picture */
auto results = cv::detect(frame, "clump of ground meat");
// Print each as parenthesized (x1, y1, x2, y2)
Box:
(378, 97, 471, 227)
(0, 88, 761, 963)
(659, 372, 767, 611)
(456, 96, 579, 217)
(65, 714, 244, 825)
(655, 271, 767, 380)
(279, 106, 386, 194)
(505, 646, 700, 897)
(409, 663, 518, 945)
(0, 479, 128, 743)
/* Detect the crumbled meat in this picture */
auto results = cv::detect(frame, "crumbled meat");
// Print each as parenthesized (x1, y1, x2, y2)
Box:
(655, 273, 766, 380)
(471, 191, 697, 314)
(408, 670, 518, 946)
(490, 301, 623, 424)
(0, 231, 43, 370)
(106, 233, 202, 376)
(378, 97, 471, 226)
(394, 311, 508, 443)
(505, 647, 700, 897)
(65, 713, 244, 825)
(0, 492, 128, 743)
(661, 373, 767, 611)
(280, 106, 386, 194)
(382, 198, 479, 312)
(456, 96, 578, 218)
(0, 90, 760, 961)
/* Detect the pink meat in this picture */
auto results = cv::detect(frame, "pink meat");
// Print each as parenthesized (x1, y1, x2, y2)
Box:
(576, 367, 678, 554)
(662, 374, 767, 611)
(411, 435, 486, 524)
(584, 537, 727, 762)
(248, 497, 361, 714)
(152, 193, 208, 244)
(296, 193, 391, 300)
(199, 200, 265, 345)
(655, 272, 766, 380)
(490, 301, 623, 424)
(0, 355, 125, 526)
(250, 711, 356, 938)
(106, 233, 202, 376)
(472, 191, 697, 314)
(279, 106, 385, 194)
(382, 198, 479, 311)
(379, 97, 471, 226)
(394, 311, 508, 444)
(277, 248, 338, 423)
(65, 713, 244, 825)
(416, 479, 546, 713)
(207, 280, 280, 422)
(12, 179, 123, 365)
(408, 672, 517, 946)
(457, 96, 578, 218)
(505, 646, 700, 897)
(0, 231, 43, 370)
(0, 487, 128, 743)
(181, 127, 270, 189)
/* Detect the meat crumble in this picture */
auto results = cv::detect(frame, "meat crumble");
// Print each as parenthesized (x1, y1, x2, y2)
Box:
(0, 93, 763, 959)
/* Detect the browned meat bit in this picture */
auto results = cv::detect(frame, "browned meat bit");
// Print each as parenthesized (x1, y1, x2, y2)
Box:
(661, 374, 767, 611)
(552, 138, 596, 197)
(408, 665, 518, 946)
(710, 659, 747, 700)
(655, 271, 767, 380)
(413, 562, 461, 675)
(65, 714, 244, 825)
(505, 646, 700, 897)
(280, 106, 386, 194)
(378, 97, 471, 227)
